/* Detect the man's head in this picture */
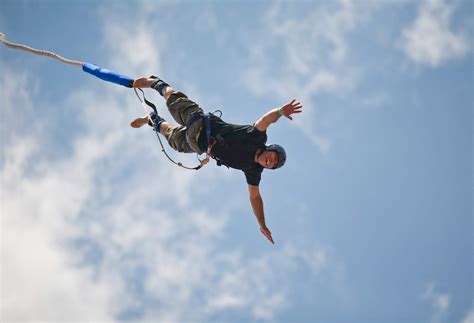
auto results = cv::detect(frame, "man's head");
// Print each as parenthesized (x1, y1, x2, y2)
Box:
(257, 144, 287, 169)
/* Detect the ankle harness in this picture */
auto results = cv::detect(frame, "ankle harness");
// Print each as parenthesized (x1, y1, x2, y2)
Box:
(150, 76, 169, 97)
(134, 87, 215, 171)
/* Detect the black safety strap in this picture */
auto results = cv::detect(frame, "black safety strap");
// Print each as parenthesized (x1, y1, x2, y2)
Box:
(133, 88, 205, 171)
(135, 88, 157, 114)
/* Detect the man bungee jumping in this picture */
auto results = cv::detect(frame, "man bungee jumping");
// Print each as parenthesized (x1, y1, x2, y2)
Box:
(131, 76, 302, 244)
(0, 33, 302, 244)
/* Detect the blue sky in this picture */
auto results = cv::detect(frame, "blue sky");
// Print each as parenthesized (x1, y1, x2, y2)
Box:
(1, 0, 472, 322)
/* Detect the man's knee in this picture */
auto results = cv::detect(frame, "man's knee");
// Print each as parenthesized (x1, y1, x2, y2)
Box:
(165, 125, 193, 153)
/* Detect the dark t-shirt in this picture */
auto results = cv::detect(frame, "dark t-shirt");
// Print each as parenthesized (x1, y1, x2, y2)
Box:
(199, 115, 267, 186)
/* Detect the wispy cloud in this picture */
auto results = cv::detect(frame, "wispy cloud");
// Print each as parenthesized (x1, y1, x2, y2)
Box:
(242, 0, 377, 154)
(1, 72, 119, 321)
(0, 69, 40, 150)
(399, 0, 470, 67)
(461, 305, 474, 323)
(101, 20, 165, 76)
(421, 282, 450, 323)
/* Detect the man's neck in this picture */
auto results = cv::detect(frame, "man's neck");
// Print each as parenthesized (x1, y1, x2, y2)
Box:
(254, 148, 263, 163)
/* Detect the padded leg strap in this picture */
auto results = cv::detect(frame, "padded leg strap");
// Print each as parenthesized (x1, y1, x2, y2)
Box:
(150, 77, 170, 96)
(148, 112, 165, 132)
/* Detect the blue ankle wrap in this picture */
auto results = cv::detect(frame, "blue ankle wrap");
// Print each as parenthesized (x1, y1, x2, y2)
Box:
(156, 83, 169, 96)
(155, 120, 165, 132)
(148, 112, 164, 132)
(151, 78, 169, 97)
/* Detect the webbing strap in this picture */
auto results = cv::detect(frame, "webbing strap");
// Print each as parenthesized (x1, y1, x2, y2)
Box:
(204, 114, 212, 147)
(133, 89, 207, 171)
(187, 112, 213, 150)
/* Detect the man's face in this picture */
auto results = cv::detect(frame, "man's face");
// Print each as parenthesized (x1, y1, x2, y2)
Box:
(258, 150, 279, 169)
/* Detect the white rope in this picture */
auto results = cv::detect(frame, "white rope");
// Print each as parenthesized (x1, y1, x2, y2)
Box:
(0, 32, 84, 67)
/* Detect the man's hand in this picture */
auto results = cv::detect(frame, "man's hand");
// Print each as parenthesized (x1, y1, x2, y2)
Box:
(255, 99, 303, 131)
(260, 226, 275, 244)
(280, 99, 303, 121)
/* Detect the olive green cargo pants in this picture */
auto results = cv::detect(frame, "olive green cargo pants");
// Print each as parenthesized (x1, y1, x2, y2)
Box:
(163, 92, 205, 155)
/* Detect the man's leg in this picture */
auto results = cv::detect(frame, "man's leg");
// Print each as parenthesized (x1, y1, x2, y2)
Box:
(133, 76, 203, 126)
(131, 76, 177, 131)
(130, 116, 194, 153)
(130, 115, 171, 135)
(132, 76, 205, 154)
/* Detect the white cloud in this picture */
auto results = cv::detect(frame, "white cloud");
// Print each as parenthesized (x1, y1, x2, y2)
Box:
(101, 21, 165, 76)
(246, 0, 369, 98)
(421, 282, 451, 323)
(461, 305, 474, 323)
(361, 93, 388, 110)
(0, 69, 40, 150)
(1, 73, 119, 321)
(400, 0, 470, 67)
(2, 193, 118, 321)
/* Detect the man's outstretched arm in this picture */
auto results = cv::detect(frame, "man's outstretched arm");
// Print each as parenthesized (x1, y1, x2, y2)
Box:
(248, 184, 274, 244)
(254, 99, 303, 132)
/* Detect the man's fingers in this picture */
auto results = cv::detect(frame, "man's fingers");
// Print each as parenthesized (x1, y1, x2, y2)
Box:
(260, 227, 274, 244)
(291, 101, 301, 106)
(268, 234, 275, 244)
(265, 231, 274, 244)
(292, 107, 303, 113)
